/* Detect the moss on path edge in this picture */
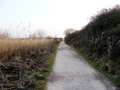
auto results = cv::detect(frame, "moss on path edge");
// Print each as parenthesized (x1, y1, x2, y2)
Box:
(34, 44, 59, 90)
(67, 44, 120, 89)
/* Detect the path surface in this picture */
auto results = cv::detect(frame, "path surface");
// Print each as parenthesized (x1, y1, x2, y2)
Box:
(46, 41, 116, 90)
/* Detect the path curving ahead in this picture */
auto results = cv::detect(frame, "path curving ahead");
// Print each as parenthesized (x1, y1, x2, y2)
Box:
(46, 41, 116, 90)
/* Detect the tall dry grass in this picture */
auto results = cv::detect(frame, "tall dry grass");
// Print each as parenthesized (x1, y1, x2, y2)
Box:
(0, 37, 61, 89)
(0, 38, 52, 61)
(0, 24, 63, 89)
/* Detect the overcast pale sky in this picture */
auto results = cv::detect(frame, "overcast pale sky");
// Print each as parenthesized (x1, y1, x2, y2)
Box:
(0, 0, 120, 38)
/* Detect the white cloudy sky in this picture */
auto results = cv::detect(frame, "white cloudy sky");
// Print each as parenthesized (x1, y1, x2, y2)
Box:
(0, 0, 120, 38)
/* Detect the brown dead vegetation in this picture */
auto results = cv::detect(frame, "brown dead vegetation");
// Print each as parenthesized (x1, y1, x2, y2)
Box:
(0, 38, 62, 90)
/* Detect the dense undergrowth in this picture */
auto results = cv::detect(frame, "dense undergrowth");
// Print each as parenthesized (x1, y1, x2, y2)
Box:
(65, 5, 120, 87)
(35, 43, 59, 90)
(0, 38, 62, 90)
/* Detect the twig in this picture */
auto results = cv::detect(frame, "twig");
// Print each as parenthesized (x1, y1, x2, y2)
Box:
(0, 84, 4, 90)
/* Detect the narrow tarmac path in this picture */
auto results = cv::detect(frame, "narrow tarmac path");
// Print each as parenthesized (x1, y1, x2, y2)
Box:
(46, 41, 116, 90)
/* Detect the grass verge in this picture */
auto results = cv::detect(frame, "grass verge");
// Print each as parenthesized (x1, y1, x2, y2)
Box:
(67, 44, 120, 89)
(34, 43, 59, 90)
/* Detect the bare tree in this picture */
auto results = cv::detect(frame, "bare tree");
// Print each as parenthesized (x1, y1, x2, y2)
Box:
(36, 29, 46, 39)
(64, 28, 75, 36)
(0, 29, 10, 38)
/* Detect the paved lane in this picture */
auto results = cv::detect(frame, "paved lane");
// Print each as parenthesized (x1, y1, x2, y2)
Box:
(46, 41, 116, 90)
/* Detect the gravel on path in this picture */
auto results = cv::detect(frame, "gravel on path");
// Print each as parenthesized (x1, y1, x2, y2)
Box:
(46, 41, 116, 90)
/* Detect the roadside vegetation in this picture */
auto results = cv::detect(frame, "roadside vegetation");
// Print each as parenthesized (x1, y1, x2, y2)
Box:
(65, 5, 120, 88)
(35, 44, 59, 90)
(0, 29, 63, 89)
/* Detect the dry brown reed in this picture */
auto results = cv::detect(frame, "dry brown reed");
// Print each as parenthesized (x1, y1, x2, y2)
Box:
(0, 38, 59, 89)
(0, 38, 51, 60)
